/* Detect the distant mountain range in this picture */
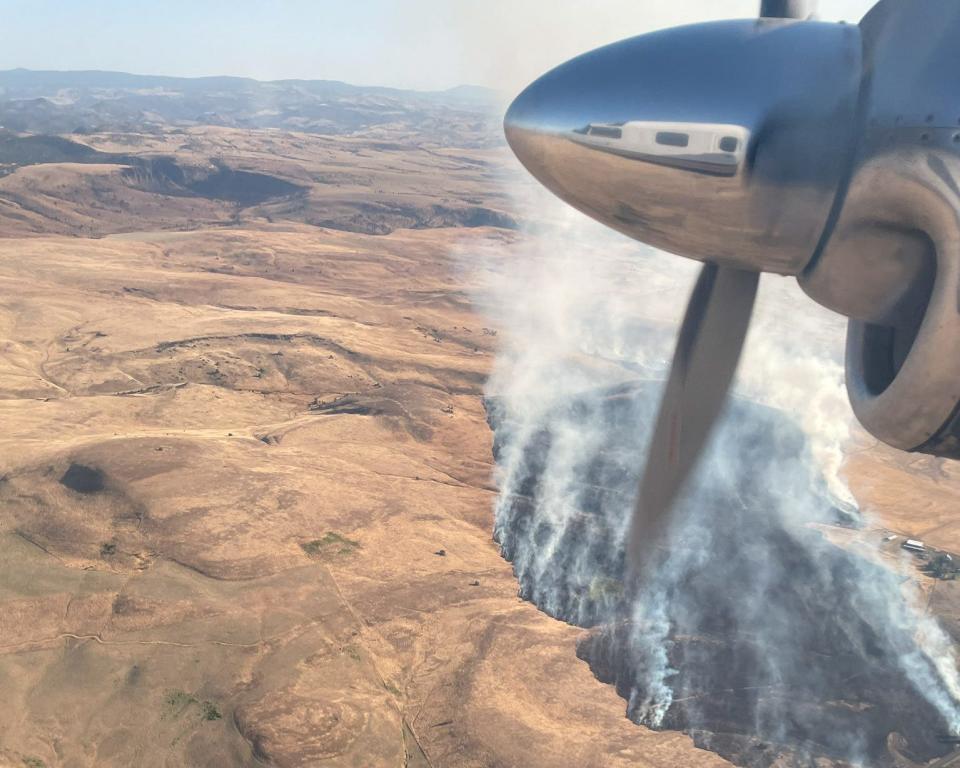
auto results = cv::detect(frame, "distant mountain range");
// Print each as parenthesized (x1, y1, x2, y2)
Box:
(0, 68, 503, 137)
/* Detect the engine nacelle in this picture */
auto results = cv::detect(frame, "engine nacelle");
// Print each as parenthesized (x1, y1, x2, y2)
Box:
(505, 0, 960, 458)
(800, 0, 960, 456)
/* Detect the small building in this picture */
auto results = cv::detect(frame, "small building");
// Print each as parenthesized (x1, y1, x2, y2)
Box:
(903, 539, 926, 553)
(883, 534, 898, 542)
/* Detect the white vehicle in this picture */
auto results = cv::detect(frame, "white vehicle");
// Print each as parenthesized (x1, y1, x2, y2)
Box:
(570, 121, 749, 177)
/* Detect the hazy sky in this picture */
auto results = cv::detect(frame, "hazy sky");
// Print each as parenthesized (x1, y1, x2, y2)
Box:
(0, 0, 877, 92)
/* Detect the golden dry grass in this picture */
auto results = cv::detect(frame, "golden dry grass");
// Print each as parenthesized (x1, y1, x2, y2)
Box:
(0, 209, 727, 767)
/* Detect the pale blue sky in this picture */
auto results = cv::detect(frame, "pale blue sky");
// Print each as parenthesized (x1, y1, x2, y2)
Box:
(0, 0, 877, 91)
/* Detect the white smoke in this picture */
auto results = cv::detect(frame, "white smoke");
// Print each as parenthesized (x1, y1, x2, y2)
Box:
(737, 277, 855, 506)
(466, 187, 960, 763)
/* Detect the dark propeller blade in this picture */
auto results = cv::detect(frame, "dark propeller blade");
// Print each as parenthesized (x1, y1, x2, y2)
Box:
(627, 265, 759, 568)
(626, 0, 815, 574)
(626, 0, 813, 575)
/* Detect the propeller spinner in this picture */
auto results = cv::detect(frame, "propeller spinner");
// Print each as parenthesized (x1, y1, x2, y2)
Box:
(504, 0, 960, 564)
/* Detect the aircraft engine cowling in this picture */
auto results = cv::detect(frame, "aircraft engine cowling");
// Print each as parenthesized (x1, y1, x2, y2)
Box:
(799, 0, 960, 456)
(505, 0, 960, 460)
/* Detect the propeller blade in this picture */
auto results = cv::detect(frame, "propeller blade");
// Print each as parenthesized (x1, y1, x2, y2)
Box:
(627, 265, 759, 570)
(760, 0, 816, 18)
(625, 0, 806, 573)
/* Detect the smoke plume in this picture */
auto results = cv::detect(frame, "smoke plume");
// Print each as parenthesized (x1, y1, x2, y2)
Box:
(471, 191, 960, 767)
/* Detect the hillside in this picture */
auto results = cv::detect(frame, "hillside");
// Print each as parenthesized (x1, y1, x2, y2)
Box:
(1, 68, 959, 768)
(0, 68, 502, 144)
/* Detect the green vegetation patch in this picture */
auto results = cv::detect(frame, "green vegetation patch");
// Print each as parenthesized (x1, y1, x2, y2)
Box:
(23, 758, 46, 768)
(164, 689, 198, 717)
(164, 690, 222, 723)
(924, 553, 959, 580)
(301, 532, 360, 558)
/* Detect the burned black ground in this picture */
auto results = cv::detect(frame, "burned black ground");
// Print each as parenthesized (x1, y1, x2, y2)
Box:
(488, 381, 957, 768)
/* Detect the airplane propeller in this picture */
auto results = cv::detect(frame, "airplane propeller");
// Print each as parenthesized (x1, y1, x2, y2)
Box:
(628, 0, 814, 568)
(627, 264, 757, 566)
(505, 0, 960, 568)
